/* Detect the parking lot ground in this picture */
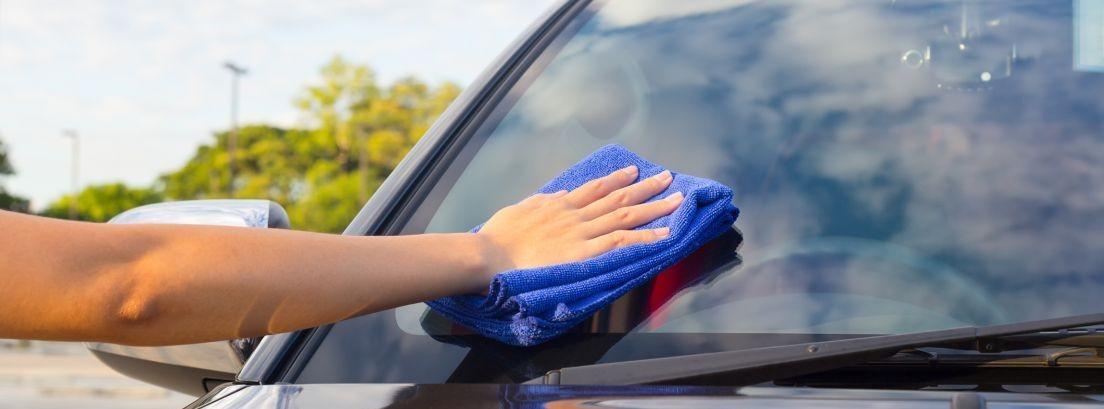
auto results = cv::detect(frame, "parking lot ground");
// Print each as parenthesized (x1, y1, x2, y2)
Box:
(0, 341, 194, 409)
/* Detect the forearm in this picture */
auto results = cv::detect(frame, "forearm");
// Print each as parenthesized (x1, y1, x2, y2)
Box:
(0, 166, 674, 346)
(0, 210, 496, 346)
(106, 226, 496, 345)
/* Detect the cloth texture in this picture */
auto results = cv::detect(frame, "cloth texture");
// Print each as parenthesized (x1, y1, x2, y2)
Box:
(426, 144, 739, 346)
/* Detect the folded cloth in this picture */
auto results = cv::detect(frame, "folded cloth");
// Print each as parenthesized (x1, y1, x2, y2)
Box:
(426, 144, 739, 346)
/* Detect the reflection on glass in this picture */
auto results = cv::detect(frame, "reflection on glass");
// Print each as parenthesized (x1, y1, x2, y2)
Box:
(293, 0, 1104, 385)
(414, 0, 1104, 337)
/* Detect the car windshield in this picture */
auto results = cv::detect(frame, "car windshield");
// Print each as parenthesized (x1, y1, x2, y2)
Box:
(296, 0, 1104, 384)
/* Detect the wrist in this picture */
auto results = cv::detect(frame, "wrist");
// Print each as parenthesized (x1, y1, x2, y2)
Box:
(463, 233, 514, 294)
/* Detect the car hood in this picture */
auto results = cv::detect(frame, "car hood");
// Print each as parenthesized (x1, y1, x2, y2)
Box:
(191, 383, 1104, 409)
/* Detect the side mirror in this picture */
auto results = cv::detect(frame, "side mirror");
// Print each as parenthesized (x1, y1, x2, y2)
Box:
(85, 199, 290, 396)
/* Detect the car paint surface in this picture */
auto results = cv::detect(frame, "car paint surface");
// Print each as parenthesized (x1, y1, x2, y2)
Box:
(192, 383, 1104, 409)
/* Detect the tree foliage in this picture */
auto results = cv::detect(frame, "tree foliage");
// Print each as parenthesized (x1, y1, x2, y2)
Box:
(0, 137, 30, 212)
(41, 183, 162, 222)
(32, 56, 458, 230)
(0, 138, 12, 176)
(158, 55, 460, 232)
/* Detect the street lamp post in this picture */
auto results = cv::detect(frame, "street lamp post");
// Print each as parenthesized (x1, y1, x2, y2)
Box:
(223, 61, 247, 196)
(61, 129, 79, 220)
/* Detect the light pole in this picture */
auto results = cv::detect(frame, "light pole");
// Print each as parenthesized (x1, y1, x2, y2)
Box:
(61, 129, 79, 220)
(223, 61, 247, 196)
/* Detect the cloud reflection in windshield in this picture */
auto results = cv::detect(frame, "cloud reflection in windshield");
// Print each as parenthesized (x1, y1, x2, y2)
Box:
(424, 0, 1104, 333)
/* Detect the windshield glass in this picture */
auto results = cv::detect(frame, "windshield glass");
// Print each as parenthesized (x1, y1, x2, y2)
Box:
(412, 0, 1104, 334)
(297, 0, 1104, 384)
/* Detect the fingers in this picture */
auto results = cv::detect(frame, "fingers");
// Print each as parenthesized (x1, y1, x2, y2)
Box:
(584, 191, 683, 236)
(562, 165, 639, 208)
(587, 227, 671, 256)
(579, 170, 674, 219)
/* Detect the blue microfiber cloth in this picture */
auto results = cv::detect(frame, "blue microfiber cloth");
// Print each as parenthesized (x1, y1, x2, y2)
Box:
(426, 144, 739, 346)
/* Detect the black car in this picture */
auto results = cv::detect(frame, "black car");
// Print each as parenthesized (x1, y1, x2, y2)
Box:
(90, 0, 1104, 407)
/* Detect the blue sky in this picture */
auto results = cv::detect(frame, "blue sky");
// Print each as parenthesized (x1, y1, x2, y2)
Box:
(0, 0, 554, 208)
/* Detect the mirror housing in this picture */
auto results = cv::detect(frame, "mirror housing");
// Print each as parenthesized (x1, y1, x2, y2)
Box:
(85, 200, 290, 396)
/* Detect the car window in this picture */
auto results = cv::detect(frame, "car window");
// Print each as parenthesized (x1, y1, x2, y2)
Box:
(297, 0, 1104, 383)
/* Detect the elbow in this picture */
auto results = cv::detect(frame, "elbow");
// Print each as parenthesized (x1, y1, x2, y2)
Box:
(101, 287, 163, 346)
(99, 263, 164, 345)
(114, 290, 159, 326)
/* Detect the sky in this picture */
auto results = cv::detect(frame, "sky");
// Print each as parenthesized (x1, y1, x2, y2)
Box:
(0, 0, 555, 208)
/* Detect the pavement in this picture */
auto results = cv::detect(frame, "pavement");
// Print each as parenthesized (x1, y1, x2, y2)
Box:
(0, 340, 195, 409)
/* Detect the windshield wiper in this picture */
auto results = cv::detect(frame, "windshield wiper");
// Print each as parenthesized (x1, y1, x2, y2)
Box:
(526, 313, 1104, 385)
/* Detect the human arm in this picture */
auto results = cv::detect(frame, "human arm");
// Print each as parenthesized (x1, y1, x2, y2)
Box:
(0, 166, 679, 345)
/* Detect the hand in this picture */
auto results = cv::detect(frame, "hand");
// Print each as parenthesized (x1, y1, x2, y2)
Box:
(476, 165, 682, 278)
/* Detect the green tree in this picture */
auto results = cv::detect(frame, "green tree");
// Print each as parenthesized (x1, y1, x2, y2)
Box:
(0, 137, 30, 212)
(0, 138, 12, 175)
(159, 125, 315, 204)
(158, 56, 461, 233)
(35, 58, 459, 231)
(294, 55, 380, 170)
(289, 172, 378, 234)
(41, 183, 163, 222)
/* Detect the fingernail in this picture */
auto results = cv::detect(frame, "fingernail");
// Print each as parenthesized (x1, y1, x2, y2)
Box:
(666, 191, 684, 203)
(553, 190, 568, 197)
(655, 227, 671, 238)
(620, 165, 638, 177)
(655, 170, 672, 182)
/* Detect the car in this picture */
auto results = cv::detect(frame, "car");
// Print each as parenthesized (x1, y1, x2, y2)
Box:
(89, 0, 1104, 407)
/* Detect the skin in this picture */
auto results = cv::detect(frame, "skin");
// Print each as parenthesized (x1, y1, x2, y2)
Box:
(0, 166, 681, 346)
